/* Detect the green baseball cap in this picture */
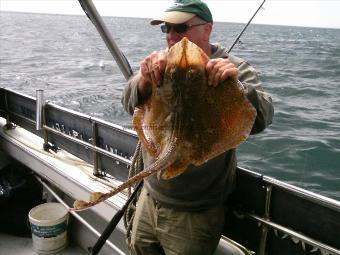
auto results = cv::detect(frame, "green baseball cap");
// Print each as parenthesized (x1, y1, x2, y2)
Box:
(151, 0, 213, 25)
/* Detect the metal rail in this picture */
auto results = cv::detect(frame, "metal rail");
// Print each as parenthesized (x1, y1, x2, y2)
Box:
(235, 167, 340, 254)
(263, 175, 340, 213)
(1, 88, 137, 179)
(248, 213, 340, 255)
(43, 125, 131, 166)
(1, 103, 132, 166)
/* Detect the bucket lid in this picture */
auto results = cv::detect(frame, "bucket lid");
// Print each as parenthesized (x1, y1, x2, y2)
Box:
(29, 202, 68, 225)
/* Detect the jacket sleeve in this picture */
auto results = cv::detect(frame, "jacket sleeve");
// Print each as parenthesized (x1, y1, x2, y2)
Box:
(121, 72, 142, 116)
(237, 61, 274, 134)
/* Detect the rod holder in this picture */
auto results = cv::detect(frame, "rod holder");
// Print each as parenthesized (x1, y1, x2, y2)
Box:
(91, 121, 100, 176)
(36, 89, 44, 131)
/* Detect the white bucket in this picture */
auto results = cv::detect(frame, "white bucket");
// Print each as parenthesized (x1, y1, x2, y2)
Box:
(29, 202, 69, 254)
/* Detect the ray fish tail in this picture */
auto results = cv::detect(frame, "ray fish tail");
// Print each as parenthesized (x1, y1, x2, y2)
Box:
(70, 138, 177, 211)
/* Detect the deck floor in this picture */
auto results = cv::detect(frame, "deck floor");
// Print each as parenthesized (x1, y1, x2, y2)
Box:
(0, 232, 86, 255)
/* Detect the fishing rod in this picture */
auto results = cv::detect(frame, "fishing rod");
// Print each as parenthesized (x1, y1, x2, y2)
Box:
(228, 0, 266, 53)
(78, 0, 133, 80)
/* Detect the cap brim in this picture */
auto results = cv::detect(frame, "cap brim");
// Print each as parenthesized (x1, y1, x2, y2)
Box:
(150, 11, 195, 25)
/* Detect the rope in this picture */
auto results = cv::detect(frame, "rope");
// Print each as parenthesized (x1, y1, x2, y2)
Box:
(123, 140, 143, 248)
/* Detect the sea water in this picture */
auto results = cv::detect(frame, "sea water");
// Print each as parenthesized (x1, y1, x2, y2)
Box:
(0, 12, 339, 201)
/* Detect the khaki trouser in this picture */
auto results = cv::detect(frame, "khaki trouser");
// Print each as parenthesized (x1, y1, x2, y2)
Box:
(130, 187, 225, 255)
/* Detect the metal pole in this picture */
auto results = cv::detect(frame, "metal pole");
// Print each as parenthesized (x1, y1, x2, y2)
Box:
(36, 90, 44, 130)
(78, 0, 133, 80)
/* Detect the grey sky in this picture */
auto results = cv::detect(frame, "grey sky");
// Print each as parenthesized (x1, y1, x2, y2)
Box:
(1, 0, 340, 29)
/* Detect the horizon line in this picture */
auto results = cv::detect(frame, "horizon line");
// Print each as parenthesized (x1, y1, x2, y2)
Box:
(1, 10, 340, 30)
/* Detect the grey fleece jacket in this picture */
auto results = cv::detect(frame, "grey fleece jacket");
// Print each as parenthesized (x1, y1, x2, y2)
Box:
(121, 43, 274, 211)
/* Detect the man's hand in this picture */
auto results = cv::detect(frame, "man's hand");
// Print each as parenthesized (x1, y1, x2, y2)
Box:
(206, 58, 239, 87)
(138, 51, 167, 98)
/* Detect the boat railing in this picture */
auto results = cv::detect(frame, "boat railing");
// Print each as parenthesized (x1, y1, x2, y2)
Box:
(0, 87, 137, 181)
(227, 167, 340, 255)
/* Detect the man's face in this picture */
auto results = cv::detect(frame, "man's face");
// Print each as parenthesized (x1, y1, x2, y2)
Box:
(165, 17, 212, 52)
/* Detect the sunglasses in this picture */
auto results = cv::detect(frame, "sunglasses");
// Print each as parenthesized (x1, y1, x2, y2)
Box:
(161, 23, 207, 34)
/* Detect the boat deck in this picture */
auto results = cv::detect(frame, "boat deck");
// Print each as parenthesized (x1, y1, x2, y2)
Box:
(0, 232, 86, 255)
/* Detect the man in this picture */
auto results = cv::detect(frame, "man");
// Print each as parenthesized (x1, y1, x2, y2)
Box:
(121, 0, 274, 254)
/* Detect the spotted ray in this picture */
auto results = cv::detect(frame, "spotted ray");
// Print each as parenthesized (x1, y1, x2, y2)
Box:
(71, 37, 256, 211)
